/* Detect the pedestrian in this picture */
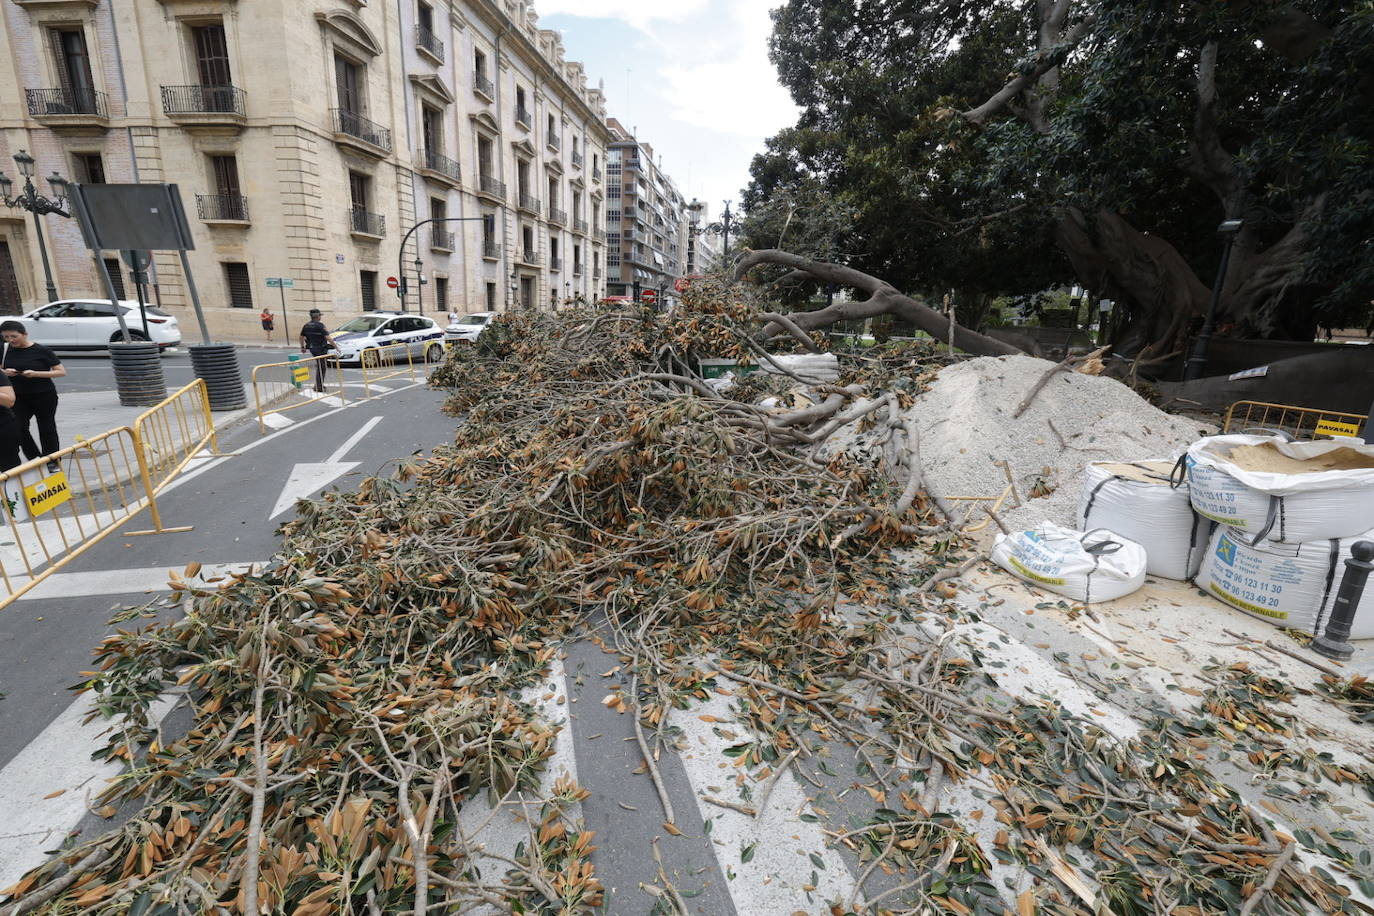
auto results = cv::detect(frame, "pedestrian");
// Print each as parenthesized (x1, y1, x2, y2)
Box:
(260, 307, 275, 342)
(447, 309, 459, 326)
(299, 308, 338, 393)
(0, 370, 20, 474)
(1, 320, 66, 473)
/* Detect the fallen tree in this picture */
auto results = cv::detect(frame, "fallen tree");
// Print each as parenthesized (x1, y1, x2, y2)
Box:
(2, 301, 1366, 915)
(735, 248, 1024, 358)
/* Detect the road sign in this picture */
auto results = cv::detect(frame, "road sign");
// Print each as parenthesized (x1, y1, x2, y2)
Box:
(266, 277, 294, 288)
(386, 276, 399, 289)
(121, 250, 151, 272)
(641, 288, 658, 304)
(674, 277, 689, 293)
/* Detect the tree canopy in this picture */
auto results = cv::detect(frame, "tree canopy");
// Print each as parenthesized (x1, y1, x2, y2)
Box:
(744, 0, 1373, 355)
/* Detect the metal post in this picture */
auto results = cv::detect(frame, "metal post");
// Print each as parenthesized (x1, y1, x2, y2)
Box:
(278, 282, 288, 345)
(31, 208, 58, 302)
(1311, 541, 1374, 661)
(176, 248, 213, 346)
(133, 263, 150, 338)
(1184, 219, 1244, 381)
(93, 252, 133, 341)
(1364, 395, 1374, 445)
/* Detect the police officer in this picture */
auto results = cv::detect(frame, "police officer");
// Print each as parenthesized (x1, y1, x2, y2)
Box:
(298, 309, 338, 392)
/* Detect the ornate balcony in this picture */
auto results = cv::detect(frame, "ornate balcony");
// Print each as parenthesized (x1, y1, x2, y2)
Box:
(474, 72, 494, 100)
(25, 87, 109, 131)
(573, 218, 588, 235)
(482, 240, 500, 260)
(416, 24, 444, 62)
(517, 193, 541, 216)
(477, 174, 506, 204)
(515, 106, 532, 130)
(161, 84, 246, 129)
(431, 228, 454, 251)
(196, 193, 249, 223)
(548, 207, 566, 227)
(332, 108, 392, 156)
(417, 148, 461, 188)
(349, 207, 385, 238)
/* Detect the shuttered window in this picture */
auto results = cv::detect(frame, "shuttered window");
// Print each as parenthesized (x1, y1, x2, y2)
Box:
(193, 24, 232, 87)
(435, 277, 448, 313)
(103, 259, 127, 299)
(360, 270, 378, 311)
(224, 262, 252, 307)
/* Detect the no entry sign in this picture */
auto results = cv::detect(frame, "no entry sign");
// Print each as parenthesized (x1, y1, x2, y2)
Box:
(386, 276, 399, 289)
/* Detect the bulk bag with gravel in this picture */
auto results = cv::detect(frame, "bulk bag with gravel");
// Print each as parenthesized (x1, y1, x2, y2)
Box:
(1078, 461, 1210, 580)
(1197, 526, 1374, 638)
(991, 523, 1148, 604)
(1182, 435, 1374, 544)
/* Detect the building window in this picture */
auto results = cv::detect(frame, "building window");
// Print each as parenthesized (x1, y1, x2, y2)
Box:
(547, 175, 559, 209)
(208, 155, 244, 219)
(50, 28, 95, 101)
(486, 282, 496, 310)
(435, 276, 448, 313)
(421, 104, 442, 154)
(360, 270, 378, 311)
(74, 153, 105, 184)
(223, 262, 252, 308)
(482, 213, 496, 245)
(103, 258, 127, 299)
(474, 49, 486, 77)
(417, 1, 434, 34)
(550, 236, 559, 267)
(430, 197, 446, 222)
(522, 225, 535, 258)
(349, 171, 369, 210)
(192, 23, 232, 89)
(516, 159, 531, 198)
(573, 244, 582, 272)
(335, 54, 363, 115)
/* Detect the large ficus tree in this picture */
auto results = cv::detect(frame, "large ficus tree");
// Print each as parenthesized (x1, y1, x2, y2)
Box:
(749, 0, 1373, 357)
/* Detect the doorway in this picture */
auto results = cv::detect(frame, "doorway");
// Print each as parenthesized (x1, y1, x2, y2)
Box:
(0, 242, 21, 314)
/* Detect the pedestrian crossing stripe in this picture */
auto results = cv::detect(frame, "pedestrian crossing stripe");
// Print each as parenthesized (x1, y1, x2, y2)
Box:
(23, 471, 70, 517)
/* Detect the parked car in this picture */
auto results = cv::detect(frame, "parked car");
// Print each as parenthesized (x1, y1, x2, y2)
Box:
(332, 311, 445, 366)
(444, 311, 497, 344)
(17, 299, 181, 350)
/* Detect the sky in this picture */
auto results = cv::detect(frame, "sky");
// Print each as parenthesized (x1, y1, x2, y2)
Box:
(536, 0, 800, 221)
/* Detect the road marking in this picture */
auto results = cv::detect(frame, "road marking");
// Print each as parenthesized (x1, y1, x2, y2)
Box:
(672, 684, 857, 911)
(0, 691, 183, 888)
(17, 561, 267, 601)
(261, 412, 294, 430)
(303, 392, 345, 407)
(326, 416, 383, 464)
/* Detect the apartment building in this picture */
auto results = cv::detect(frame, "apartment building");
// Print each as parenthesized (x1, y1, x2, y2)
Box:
(604, 117, 690, 301)
(0, 0, 610, 337)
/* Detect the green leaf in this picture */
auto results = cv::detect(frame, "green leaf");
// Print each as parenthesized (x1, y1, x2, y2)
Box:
(741, 842, 757, 863)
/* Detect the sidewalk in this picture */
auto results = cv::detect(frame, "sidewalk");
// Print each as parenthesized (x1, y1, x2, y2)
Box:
(59, 389, 256, 446)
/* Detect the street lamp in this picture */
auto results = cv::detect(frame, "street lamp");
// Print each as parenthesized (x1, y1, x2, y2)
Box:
(1183, 218, 1245, 381)
(0, 149, 71, 302)
(706, 200, 736, 263)
(509, 271, 519, 308)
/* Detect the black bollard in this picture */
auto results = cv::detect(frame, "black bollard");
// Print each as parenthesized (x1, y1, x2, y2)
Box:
(1312, 541, 1374, 661)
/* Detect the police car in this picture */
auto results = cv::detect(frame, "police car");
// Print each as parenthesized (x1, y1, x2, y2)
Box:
(331, 311, 446, 366)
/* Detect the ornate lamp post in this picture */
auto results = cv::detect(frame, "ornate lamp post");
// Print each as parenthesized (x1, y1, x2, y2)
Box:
(0, 150, 71, 302)
(1183, 218, 1245, 381)
(706, 199, 736, 264)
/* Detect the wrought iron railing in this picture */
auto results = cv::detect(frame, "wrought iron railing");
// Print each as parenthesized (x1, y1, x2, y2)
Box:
(573, 263, 584, 277)
(431, 228, 455, 250)
(26, 87, 107, 118)
(547, 133, 560, 152)
(548, 207, 566, 226)
(332, 109, 392, 151)
(549, 256, 562, 271)
(479, 174, 506, 199)
(594, 267, 603, 279)
(592, 167, 602, 182)
(573, 218, 589, 234)
(349, 207, 385, 236)
(417, 148, 461, 182)
(475, 72, 494, 97)
(572, 151, 584, 169)
(416, 24, 444, 60)
(196, 193, 249, 221)
(161, 84, 245, 116)
(483, 240, 500, 259)
(518, 248, 540, 265)
(518, 193, 541, 214)
(515, 105, 532, 129)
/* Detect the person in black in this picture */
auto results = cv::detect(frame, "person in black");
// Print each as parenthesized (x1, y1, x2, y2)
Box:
(298, 309, 338, 392)
(0, 371, 20, 473)
(1, 320, 66, 473)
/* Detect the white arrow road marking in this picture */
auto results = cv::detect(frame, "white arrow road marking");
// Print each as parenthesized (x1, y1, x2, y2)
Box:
(268, 416, 383, 519)
(0, 691, 183, 889)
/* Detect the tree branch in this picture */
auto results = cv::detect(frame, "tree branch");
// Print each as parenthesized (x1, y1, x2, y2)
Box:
(959, 14, 1098, 127)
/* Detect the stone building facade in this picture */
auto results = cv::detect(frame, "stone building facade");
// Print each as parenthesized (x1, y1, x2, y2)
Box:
(604, 117, 690, 303)
(0, 0, 610, 339)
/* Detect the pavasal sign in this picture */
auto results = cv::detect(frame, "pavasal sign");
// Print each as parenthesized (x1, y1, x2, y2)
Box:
(24, 470, 71, 516)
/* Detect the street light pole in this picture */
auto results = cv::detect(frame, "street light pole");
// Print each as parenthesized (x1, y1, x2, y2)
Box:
(0, 150, 71, 302)
(1184, 218, 1245, 382)
(398, 216, 486, 312)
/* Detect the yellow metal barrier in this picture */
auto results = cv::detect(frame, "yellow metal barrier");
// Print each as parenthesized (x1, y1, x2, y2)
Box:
(1222, 400, 1368, 441)
(357, 340, 420, 398)
(0, 380, 219, 610)
(250, 353, 346, 434)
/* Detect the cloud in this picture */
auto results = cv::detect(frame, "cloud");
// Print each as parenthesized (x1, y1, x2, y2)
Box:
(532, 0, 709, 31)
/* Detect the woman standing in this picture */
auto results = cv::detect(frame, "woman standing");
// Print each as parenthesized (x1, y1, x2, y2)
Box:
(260, 308, 275, 342)
(0, 371, 19, 473)
(0, 320, 66, 473)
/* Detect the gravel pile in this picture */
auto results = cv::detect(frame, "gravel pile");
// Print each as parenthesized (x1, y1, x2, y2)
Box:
(833, 355, 1214, 531)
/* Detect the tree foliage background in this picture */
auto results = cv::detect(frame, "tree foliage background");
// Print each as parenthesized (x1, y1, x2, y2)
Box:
(743, 0, 1373, 353)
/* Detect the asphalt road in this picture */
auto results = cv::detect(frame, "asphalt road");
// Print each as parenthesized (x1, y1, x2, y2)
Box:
(53, 345, 293, 393)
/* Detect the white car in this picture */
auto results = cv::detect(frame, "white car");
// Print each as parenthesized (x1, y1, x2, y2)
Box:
(18, 299, 182, 350)
(444, 311, 497, 344)
(331, 312, 446, 366)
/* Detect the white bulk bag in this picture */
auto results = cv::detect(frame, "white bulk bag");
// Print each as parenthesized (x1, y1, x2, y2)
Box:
(1183, 435, 1374, 544)
(1197, 527, 1374, 639)
(1078, 461, 1210, 581)
(992, 523, 1148, 604)
(757, 353, 840, 382)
